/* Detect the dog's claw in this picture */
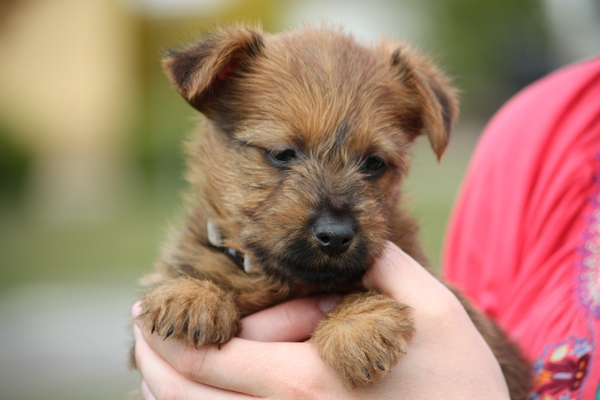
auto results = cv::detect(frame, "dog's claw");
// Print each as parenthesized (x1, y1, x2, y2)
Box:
(376, 362, 385, 371)
(194, 330, 200, 344)
(151, 323, 156, 334)
(164, 326, 174, 339)
(363, 369, 371, 379)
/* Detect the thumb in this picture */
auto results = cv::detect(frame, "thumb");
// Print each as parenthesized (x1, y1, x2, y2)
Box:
(363, 241, 448, 306)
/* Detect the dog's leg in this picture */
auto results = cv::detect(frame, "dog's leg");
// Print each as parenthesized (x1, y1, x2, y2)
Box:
(137, 277, 240, 347)
(311, 290, 414, 388)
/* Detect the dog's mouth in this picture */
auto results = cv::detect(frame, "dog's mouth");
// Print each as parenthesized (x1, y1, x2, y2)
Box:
(245, 236, 372, 287)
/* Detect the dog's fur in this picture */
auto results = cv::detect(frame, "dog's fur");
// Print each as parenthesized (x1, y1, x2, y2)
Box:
(134, 24, 530, 398)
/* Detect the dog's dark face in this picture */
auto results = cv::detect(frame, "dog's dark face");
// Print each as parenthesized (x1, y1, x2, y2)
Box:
(164, 26, 456, 287)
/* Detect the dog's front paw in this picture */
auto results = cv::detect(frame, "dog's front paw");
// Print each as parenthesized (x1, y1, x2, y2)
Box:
(138, 277, 240, 347)
(312, 291, 414, 388)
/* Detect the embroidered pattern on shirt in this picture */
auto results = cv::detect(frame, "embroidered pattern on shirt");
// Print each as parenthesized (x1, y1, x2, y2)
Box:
(576, 168, 600, 318)
(528, 337, 592, 400)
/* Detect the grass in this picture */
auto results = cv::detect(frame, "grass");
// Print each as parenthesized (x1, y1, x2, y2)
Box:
(0, 200, 172, 289)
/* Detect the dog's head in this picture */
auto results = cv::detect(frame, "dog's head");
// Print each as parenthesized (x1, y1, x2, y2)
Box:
(164, 25, 457, 287)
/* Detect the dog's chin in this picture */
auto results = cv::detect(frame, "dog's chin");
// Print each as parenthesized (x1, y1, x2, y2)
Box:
(282, 258, 368, 286)
(250, 239, 372, 287)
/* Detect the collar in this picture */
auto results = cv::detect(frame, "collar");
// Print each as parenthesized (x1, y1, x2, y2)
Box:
(210, 243, 246, 271)
(207, 219, 254, 273)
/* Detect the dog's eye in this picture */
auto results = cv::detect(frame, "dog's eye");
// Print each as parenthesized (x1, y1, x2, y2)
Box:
(267, 149, 297, 168)
(363, 155, 387, 178)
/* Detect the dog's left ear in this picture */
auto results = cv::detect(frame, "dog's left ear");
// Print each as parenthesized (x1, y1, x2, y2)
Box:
(388, 45, 458, 160)
(162, 25, 264, 115)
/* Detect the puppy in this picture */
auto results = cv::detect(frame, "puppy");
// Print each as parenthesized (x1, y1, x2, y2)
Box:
(135, 24, 530, 398)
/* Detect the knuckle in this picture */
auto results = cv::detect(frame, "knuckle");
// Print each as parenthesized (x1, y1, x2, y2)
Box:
(283, 379, 317, 398)
(157, 382, 184, 400)
(279, 367, 325, 399)
(176, 346, 209, 381)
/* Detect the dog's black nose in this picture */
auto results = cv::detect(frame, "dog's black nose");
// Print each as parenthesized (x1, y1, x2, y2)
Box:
(312, 213, 355, 257)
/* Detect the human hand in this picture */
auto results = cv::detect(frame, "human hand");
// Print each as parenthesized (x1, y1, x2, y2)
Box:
(132, 241, 510, 399)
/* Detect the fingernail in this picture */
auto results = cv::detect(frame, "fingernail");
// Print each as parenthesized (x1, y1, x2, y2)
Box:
(131, 301, 143, 318)
(318, 294, 341, 313)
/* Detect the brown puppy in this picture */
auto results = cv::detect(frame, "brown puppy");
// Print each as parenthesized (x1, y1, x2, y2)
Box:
(135, 24, 530, 398)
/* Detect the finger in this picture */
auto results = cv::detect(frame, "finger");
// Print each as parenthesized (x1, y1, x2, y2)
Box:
(363, 241, 450, 305)
(134, 299, 325, 394)
(132, 301, 143, 318)
(134, 324, 249, 400)
(138, 322, 327, 396)
(363, 241, 425, 294)
(239, 295, 340, 341)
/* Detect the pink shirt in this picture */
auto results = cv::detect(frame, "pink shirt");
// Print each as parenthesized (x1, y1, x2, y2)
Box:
(444, 57, 600, 400)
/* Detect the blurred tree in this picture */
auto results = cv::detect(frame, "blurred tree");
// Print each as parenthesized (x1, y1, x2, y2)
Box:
(423, 0, 553, 121)
(0, 0, 139, 219)
(0, 126, 30, 199)
(131, 0, 289, 208)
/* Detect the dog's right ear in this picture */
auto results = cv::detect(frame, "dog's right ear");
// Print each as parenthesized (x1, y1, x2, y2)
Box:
(163, 26, 264, 114)
(386, 43, 458, 161)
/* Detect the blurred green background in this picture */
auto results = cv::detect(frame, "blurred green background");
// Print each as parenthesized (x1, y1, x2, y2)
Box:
(0, 1, 598, 399)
